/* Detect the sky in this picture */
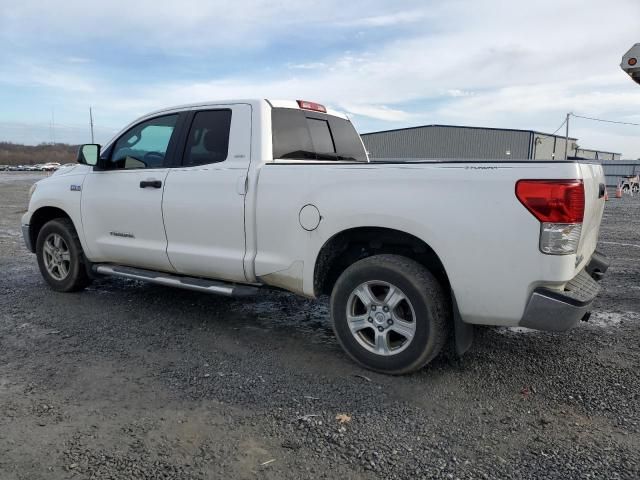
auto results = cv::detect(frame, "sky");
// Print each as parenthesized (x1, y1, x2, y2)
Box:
(1, 0, 640, 158)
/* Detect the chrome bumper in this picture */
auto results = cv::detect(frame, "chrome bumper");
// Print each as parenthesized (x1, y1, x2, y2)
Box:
(519, 251, 609, 332)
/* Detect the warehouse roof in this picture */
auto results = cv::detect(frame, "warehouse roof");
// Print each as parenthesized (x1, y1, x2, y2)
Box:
(577, 147, 622, 156)
(361, 124, 578, 141)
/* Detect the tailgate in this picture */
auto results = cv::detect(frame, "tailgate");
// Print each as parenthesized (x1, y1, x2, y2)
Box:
(576, 162, 606, 272)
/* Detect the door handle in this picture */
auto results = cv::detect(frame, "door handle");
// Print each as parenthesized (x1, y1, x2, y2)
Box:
(140, 179, 162, 189)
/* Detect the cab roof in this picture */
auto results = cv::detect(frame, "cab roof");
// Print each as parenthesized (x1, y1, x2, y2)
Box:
(266, 99, 349, 120)
(144, 99, 349, 121)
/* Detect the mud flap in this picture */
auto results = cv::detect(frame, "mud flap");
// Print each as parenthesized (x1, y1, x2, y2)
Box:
(452, 291, 474, 356)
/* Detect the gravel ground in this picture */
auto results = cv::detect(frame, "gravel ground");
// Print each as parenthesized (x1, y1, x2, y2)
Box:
(0, 172, 638, 479)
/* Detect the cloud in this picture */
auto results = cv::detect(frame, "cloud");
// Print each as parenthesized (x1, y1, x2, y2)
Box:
(0, 62, 97, 93)
(64, 57, 91, 64)
(444, 89, 474, 98)
(0, 1, 427, 51)
(336, 10, 429, 27)
(340, 104, 414, 122)
(1, 0, 640, 157)
(288, 62, 328, 70)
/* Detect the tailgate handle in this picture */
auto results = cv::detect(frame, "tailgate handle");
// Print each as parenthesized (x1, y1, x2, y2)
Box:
(140, 179, 162, 189)
(598, 183, 605, 199)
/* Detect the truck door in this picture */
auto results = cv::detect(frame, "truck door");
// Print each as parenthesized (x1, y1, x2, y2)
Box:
(81, 113, 184, 271)
(162, 104, 252, 282)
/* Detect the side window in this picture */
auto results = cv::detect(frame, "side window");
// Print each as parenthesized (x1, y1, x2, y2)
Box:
(109, 114, 178, 170)
(183, 110, 232, 167)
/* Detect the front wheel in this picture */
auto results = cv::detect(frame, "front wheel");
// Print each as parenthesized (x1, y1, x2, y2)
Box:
(36, 218, 92, 292)
(330, 254, 450, 374)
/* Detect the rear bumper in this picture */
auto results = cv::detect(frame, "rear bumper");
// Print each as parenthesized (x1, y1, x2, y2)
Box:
(519, 251, 609, 332)
(22, 224, 34, 253)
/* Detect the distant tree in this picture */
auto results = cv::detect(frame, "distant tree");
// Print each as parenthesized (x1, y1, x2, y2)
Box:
(0, 142, 78, 166)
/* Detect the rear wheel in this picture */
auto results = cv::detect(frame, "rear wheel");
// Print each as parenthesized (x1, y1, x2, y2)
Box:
(330, 254, 450, 374)
(36, 218, 92, 292)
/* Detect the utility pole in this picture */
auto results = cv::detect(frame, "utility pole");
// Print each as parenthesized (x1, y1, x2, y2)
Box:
(51, 108, 56, 145)
(564, 112, 570, 160)
(89, 106, 95, 143)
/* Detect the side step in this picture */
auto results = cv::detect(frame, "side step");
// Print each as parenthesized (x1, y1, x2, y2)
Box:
(93, 265, 259, 297)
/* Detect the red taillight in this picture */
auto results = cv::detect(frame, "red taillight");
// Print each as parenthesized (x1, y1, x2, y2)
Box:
(516, 180, 585, 223)
(629, 57, 638, 66)
(297, 100, 327, 113)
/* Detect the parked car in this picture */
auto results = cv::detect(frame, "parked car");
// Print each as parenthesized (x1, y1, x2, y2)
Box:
(21, 99, 609, 374)
(41, 162, 61, 171)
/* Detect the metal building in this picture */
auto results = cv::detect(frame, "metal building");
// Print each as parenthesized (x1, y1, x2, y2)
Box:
(601, 160, 640, 186)
(361, 124, 621, 161)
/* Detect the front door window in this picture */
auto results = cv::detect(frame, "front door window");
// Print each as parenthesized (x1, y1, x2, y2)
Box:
(109, 115, 178, 170)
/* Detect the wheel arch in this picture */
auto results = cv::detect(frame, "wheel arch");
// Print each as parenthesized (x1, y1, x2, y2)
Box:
(313, 226, 451, 297)
(28, 206, 75, 253)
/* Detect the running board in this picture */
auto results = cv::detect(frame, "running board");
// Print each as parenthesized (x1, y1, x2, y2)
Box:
(93, 265, 259, 297)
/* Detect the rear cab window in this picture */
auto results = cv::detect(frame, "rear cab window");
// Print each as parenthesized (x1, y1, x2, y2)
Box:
(182, 110, 232, 167)
(271, 108, 367, 162)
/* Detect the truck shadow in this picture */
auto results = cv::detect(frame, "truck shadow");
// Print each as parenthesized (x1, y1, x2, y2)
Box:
(86, 276, 601, 374)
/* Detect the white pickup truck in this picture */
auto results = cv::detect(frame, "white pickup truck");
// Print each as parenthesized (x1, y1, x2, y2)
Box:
(22, 99, 609, 374)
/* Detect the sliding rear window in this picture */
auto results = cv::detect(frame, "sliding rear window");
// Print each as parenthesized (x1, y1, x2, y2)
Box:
(272, 108, 366, 162)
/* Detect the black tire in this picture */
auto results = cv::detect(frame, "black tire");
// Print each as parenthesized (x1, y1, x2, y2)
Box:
(36, 218, 92, 292)
(330, 254, 450, 375)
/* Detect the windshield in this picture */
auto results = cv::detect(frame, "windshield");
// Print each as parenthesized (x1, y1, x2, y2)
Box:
(271, 108, 367, 162)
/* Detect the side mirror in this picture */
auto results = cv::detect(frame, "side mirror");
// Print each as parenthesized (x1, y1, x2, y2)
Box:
(77, 144, 100, 166)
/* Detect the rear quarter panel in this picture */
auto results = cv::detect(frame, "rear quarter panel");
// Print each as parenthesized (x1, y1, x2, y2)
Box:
(254, 161, 595, 326)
